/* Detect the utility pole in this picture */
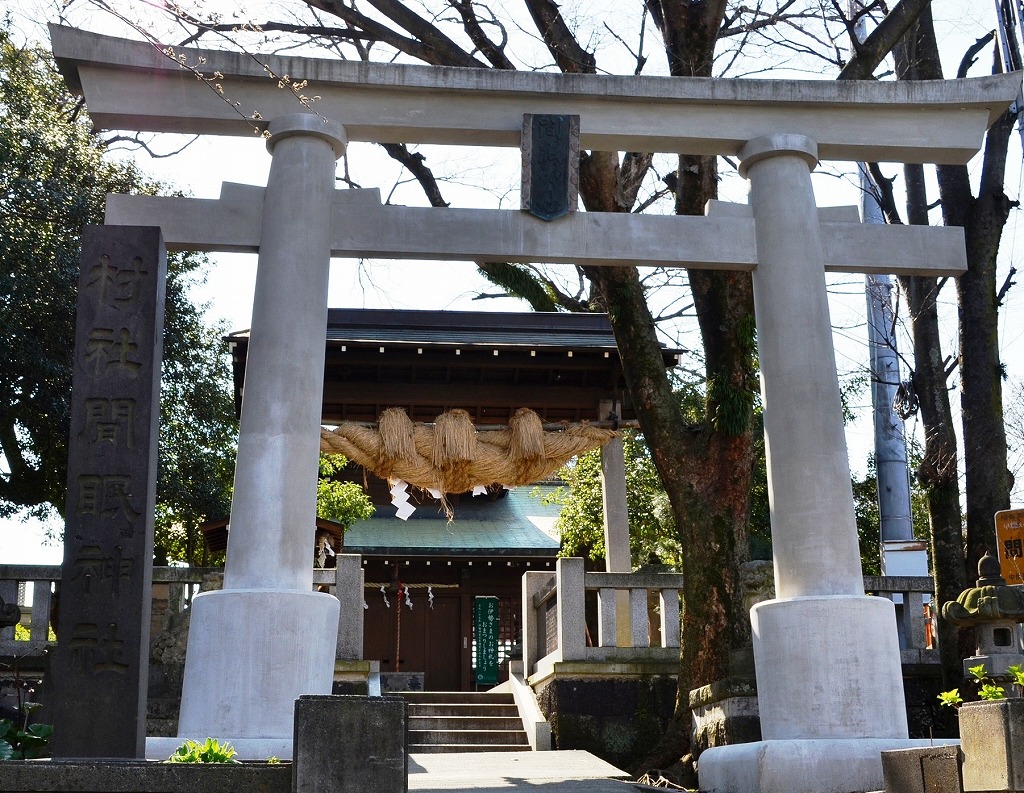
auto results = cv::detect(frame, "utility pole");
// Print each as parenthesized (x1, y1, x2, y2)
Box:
(848, 3, 927, 599)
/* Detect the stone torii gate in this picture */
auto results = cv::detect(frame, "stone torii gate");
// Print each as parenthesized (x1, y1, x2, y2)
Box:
(51, 24, 1017, 793)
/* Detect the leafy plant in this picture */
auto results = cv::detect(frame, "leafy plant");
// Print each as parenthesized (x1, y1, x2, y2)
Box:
(936, 689, 963, 709)
(165, 737, 239, 764)
(1007, 664, 1024, 695)
(940, 664, 1024, 708)
(979, 683, 1007, 701)
(266, 756, 281, 764)
(0, 703, 53, 760)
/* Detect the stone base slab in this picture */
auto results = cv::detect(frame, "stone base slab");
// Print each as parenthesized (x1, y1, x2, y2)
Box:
(177, 589, 340, 740)
(697, 738, 957, 793)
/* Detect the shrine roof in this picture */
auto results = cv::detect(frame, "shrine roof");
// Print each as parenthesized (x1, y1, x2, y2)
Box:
(343, 486, 561, 558)
(321, 308, 623, 350)
(226, 308, 680, 423)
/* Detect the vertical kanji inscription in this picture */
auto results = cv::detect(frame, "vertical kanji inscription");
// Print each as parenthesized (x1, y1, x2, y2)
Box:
(50, 226, 166, 759)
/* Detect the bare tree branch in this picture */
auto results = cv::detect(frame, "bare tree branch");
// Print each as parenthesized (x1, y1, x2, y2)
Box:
(306, 0, 485, 66)
(101, 133, 200, 158)
(997, 265, 1018, 305)
(445, 0, 515, 69)
(837, 0, 931, 79)
(523, 0, 597, 73)
(958, 31, 996, 78)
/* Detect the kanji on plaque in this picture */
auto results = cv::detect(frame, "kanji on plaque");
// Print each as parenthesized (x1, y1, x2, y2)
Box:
(996, 509, 1024, 586)
(474, 596, 500, 686)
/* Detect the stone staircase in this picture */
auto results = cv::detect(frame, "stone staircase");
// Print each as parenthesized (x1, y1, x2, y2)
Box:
(403, 691, 531, 753)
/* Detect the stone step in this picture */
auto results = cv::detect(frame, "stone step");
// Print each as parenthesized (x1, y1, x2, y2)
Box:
(407, 703, 520, 718)
(401, 691, 514, 705)
(410, 743, 529, 753)
(409, 715, 525, 731)
(409, 728, 528, 746)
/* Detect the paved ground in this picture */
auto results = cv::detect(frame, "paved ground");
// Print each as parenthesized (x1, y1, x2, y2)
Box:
(409, 750, 635, 793)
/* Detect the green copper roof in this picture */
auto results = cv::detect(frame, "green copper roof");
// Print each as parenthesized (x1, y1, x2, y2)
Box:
(343, 486, 562, 557)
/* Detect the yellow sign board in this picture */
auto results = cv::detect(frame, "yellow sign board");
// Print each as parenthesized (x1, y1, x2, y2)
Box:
(995, 509, 1024, 585)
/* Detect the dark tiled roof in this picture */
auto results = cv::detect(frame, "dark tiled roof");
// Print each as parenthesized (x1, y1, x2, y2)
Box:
(228, 308, 684, 357)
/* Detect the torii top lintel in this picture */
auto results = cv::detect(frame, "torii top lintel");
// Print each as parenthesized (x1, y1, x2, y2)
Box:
(50, 25, 1019, 165)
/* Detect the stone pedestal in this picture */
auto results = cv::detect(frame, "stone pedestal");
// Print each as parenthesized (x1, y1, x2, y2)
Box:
(960, 699, 1024, 793)
(293, 695, 407, 793)
(698, 738, 952, 793)
(753, 596, 906, 740)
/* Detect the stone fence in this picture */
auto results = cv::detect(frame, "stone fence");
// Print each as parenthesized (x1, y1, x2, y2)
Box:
(522, 557, 685, 679)
(521, 562, 939, 680)
(0, 556, 365, 663)
(0, 563, 938, 672)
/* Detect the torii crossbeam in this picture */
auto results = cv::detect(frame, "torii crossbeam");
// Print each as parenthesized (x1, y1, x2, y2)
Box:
(51, 23, 1019, 793)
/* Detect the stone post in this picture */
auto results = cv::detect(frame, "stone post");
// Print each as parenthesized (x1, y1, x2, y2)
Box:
(737, 134, 907, 741)
(599, 399, 632, 646)
(172, 114, 345, 755)
(555, 557, 586, 662)
(698, 134, 916, 792)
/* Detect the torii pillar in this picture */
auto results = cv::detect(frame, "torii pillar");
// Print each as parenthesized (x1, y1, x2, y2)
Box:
(695, 134, 908, 791)
(174, 114, 346, 759)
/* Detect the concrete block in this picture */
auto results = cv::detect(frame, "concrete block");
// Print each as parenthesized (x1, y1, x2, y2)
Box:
(959, 699, 1024, 792)
(0, 759, 290, 793)
(880, 746, 962, 793)
(293, 695, 407, 793)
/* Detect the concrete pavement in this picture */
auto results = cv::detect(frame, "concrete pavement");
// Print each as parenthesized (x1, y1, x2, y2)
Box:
(409, 750, 633, 793)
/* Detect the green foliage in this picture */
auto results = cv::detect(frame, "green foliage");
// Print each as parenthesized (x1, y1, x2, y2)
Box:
(979, 683, 1007, 701)
(0, 704, 52, 759)
(549, 431, 682, 568)
(165, 737, 239, 764)
(316, 454, 374, 529)
(968, 664, 989, 681)
(0, 29, 237, 558)
(936, 688, 963, 709)
(1008, 664, 1024, 693)
(942, 664, 1020, 705)
(265, 756, 281, 764)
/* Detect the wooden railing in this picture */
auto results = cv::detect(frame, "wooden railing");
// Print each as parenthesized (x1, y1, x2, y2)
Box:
(0, 557, 365, 662)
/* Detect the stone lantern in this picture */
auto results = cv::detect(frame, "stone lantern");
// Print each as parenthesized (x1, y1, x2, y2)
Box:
(942, 551, 1024, 679)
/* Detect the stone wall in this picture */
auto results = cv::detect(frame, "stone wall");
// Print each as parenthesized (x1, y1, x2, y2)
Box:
(533, 674, 677, 770)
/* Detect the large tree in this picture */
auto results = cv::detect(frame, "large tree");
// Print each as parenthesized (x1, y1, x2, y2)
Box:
(863, 10, 1017, 687)
(0, 29, 236, 561)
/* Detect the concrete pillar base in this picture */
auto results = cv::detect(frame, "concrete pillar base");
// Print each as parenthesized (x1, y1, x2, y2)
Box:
(752, 596, 907, 740)
(697, 738, 957, 793)
(176, 589, 340, 740)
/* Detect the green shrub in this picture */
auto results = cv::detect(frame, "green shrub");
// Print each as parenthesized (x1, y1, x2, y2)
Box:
(165, 737, 239, 764)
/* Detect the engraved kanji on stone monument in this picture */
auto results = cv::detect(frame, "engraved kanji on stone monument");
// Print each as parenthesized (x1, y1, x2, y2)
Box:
(521, 114, 579, 221)
(50, 225, 166, 759)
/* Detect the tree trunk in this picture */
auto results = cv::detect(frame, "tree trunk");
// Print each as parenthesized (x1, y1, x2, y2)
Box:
(895, 8, 1014, 682)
